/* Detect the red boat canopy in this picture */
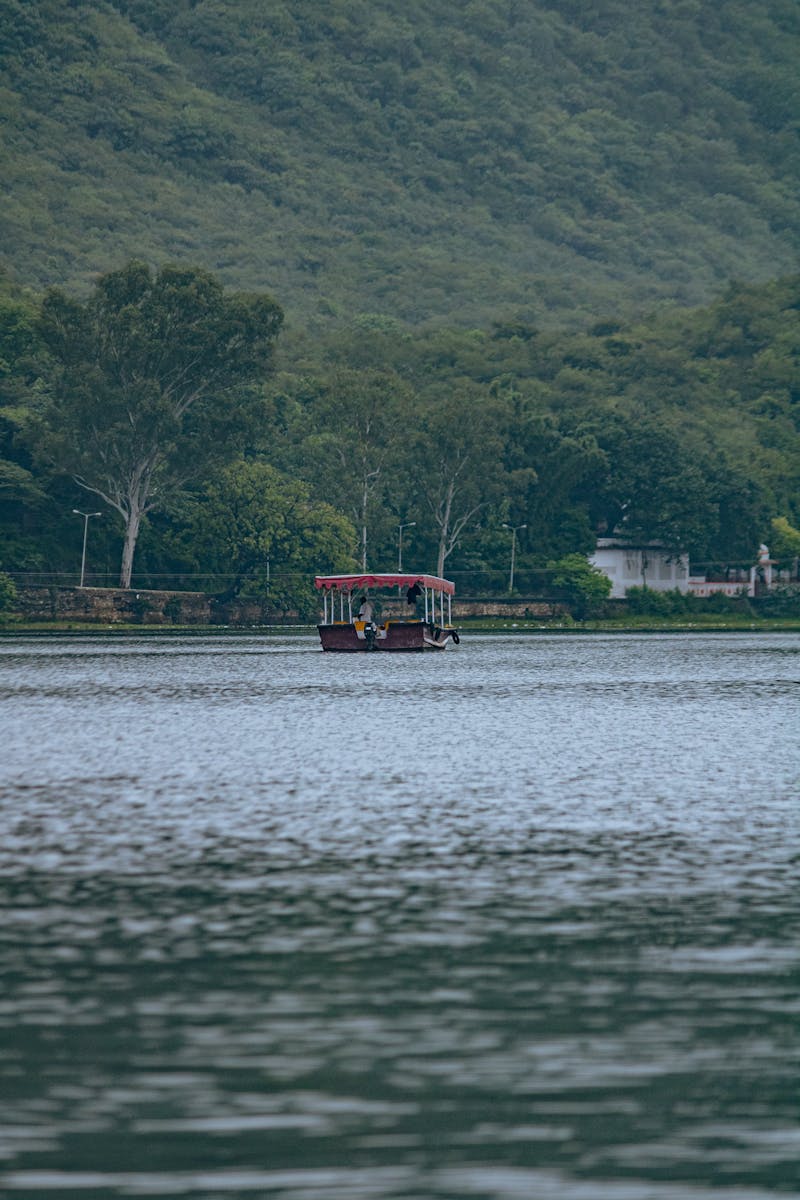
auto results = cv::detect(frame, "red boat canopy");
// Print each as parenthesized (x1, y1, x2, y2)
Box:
(314, 572, 455, 595)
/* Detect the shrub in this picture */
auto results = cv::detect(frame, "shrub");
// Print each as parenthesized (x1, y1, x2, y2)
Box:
(547, 553, 611, 618)
(625, 586, 755, 616)
(703, 590, 751, 614)
(755, 586, 800, 617)
(0, 572, 18, 613)
(625, 586, 692, 615)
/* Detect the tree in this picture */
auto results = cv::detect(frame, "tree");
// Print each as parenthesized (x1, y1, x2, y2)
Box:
(0, 570, 17, 613)
(178, 459, 356, 616)
(547, 553, 611, 619)
(413, 383, 506, 577)
(37, 261, 283, 587)
(0, 285, 50, 567)
(299, 368, 409, 570)
(770, 516, 800, 566)
(712, 474, 771, 564)
(589, 419, 719, 558)
(501, 390, 605, 558)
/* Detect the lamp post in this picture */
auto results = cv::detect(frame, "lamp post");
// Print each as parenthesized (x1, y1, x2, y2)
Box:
(502, 522, 527, 592)
(73, 509, 102, 587)
(398, 521, 416, 572)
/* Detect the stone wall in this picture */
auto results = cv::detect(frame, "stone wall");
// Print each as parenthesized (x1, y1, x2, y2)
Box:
(13, 587, 566, 626)
(454, 599, 565, 619)
(16, 586, 212, 624)
(209, 597, 301, 625)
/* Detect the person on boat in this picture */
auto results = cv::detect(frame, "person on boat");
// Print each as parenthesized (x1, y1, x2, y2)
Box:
(406, 580, 422, 615)
(357, 595, 374, 622)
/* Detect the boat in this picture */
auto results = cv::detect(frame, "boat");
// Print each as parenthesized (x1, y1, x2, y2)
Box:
(314, 573, 460, 651)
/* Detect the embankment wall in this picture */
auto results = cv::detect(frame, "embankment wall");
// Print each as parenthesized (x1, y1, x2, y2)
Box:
(11, 587, 566, 625)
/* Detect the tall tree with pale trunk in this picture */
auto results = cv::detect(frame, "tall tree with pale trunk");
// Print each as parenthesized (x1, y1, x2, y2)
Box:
(300, 368, 409, 570)
(413, 383, 507, 577)
(37, 261, 282, 587)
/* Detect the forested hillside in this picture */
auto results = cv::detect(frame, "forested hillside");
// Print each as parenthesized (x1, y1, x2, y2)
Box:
(1, 0, 798, 329)
(2, 263, 798, 606)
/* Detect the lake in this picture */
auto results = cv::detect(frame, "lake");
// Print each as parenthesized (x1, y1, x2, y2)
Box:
(0, 632, 799, 1199)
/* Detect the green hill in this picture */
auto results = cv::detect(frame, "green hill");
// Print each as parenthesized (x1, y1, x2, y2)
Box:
(1, 0, 799, 328)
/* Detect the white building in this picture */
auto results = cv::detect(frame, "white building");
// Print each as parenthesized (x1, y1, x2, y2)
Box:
(589, 538, 689, 599)
(688, 543, 778, 598)
(688, 545, 775, 598)
(591, 539, 777, 599)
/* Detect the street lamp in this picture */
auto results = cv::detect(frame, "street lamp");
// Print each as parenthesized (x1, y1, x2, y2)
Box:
(73, 509, 102, 587)
(398, 521, 416, 572)
(502, 522, 527, 592)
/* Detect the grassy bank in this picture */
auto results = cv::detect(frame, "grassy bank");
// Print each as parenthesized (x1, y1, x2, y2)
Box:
(459, 614, 800, 633)
(2, 615, 800, 636)
(0, 620, 314, 635)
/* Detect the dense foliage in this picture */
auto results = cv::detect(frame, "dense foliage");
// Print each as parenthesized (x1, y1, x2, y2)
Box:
(36, 261, 283, 585)
(0, 0, 798, 329)
(1, 265, 798, 602)
(2, 1, 799, 603)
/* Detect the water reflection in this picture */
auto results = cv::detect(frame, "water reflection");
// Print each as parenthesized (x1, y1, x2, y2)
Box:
(0, 634, 799, 1199)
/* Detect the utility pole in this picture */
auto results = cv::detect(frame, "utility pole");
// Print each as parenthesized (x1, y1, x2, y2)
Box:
(398, 521, 416, 572)
(73, 509, 102, 587)
(502, 522, 527, 592)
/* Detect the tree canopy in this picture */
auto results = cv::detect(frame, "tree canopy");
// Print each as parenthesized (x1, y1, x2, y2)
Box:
(176, 459, 355, 615)
(1, 265, 798, 603)
(36, 261, 283, 586)
(3, 3, 799, 606)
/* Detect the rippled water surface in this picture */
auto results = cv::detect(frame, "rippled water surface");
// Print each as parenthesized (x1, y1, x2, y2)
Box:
(1, 632, 799, 1199)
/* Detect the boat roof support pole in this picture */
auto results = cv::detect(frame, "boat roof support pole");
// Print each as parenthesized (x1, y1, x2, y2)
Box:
(448, 594, 452, 625)
(340, 591, 344, 623)
(348, 592, 353, 622)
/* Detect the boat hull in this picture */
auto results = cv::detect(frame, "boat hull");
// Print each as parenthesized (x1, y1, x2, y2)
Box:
(318, 621, 458, 652)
